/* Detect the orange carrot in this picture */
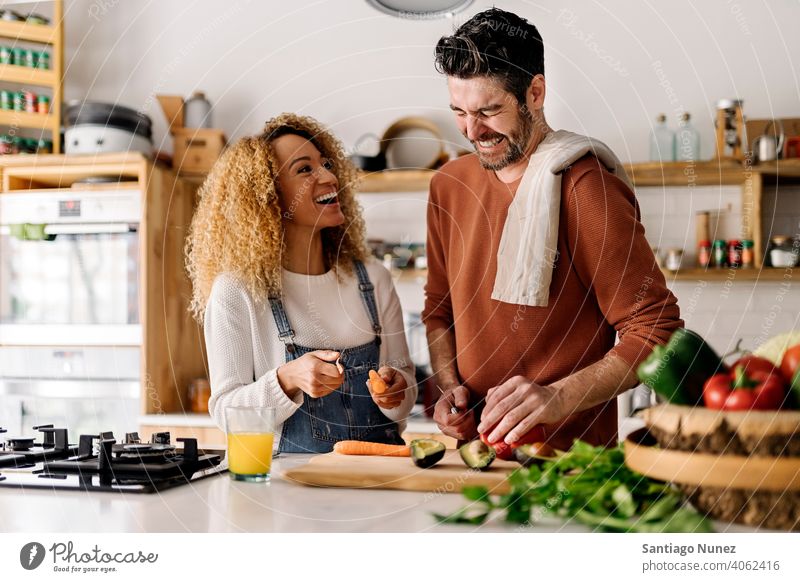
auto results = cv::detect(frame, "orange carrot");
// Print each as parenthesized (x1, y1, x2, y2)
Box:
(333, 440, 410, 457)
(368, 369, 388, 394)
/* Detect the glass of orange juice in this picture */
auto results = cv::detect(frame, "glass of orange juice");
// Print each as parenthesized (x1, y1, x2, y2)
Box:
(224, 407, 276, 482)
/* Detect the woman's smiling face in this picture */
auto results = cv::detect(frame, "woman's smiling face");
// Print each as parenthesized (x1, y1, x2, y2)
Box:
(272, 132, 345, 231)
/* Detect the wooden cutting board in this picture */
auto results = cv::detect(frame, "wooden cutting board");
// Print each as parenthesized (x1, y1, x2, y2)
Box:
(282, 451, 517, 494)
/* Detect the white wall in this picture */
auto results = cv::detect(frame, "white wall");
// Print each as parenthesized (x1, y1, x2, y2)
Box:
(58, 0, 800, 354)
(60, 0, 800, 160)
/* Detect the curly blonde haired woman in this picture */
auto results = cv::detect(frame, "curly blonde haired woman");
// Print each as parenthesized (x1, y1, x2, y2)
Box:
(186, 113, 417, 453)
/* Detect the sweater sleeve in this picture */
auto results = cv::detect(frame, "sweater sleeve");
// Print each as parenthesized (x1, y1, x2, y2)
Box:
(421, 174, 454, 333)
(370, 261, 417, 425)
(204, 275, 303, 432)
(562, 158, 683, 368)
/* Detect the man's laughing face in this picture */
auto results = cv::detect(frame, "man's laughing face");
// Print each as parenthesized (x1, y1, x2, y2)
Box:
(448, 76, 534, 171)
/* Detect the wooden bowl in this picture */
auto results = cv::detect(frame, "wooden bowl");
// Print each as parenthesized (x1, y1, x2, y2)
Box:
(639, 403, 800, 456)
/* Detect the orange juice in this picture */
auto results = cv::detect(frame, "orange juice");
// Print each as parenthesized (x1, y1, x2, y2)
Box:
(227, 432, 274, 476)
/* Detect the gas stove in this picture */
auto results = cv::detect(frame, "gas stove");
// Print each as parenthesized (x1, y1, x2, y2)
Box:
(0, 425, 226, 493)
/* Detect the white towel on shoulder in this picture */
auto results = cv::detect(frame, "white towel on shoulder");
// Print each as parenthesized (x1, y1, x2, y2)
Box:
(491, 129, 634, 307)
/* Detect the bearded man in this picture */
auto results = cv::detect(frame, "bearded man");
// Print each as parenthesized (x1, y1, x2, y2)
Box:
(422, 8, 682, 450)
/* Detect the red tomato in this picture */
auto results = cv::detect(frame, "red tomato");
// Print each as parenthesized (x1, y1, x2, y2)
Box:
(480, 425, 547, 460)
(780, 344, 800, 383)
(731, 355, 779, 378)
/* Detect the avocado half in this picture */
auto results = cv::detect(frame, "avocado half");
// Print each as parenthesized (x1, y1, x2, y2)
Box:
(410, 438, 446, 469)
(513, 442, 557, 467)
(459, 440, 496, 471)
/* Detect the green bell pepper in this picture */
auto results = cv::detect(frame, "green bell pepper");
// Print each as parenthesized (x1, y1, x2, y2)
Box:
(636, 328, 726, 405)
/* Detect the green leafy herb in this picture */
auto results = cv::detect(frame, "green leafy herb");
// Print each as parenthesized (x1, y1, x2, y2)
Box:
(435, 440, 713, 533)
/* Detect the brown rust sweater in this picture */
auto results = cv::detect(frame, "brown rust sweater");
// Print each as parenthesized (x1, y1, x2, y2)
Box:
(422, 152, 682, 448)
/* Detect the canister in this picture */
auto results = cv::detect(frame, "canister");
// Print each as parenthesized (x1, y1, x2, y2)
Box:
(36, 51, 49, 70)
(665, 248, 683, 271)
(0, 90, 12, 110)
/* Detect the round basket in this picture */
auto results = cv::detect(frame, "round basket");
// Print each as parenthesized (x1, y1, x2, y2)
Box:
(625, 404, 800, 531)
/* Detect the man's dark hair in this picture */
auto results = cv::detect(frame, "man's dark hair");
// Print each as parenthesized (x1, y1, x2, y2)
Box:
(434, 8, 544, 104)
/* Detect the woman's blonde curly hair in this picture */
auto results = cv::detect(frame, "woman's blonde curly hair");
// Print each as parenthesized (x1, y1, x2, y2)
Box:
(185, 113, 368, 321)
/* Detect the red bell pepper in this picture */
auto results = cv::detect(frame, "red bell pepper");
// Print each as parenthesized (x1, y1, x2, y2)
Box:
(480, 424, 547, 460)
(703, 356, 785, 411)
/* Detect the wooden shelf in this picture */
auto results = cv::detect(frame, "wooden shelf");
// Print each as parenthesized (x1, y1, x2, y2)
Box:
(356, 161, 800, 192)
(0, 153, 147, 191)
(0, 19, 58, 44)
(751, 159, 800, 180)
(358, 169, 435, 192)
(0, 62, 56, 86)
(0, 108, 54, 130)
(660, 267, 793, 282)
(623, 160, 748, 187)
(0, 2, 62, 153)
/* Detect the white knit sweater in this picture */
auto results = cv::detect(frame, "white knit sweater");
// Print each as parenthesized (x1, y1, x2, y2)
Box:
(204, 258, 417, 448)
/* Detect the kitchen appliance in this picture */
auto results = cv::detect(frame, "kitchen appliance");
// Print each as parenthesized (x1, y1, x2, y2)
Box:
(752, 119, 785, 163)
(0, 181, 142, 436)
(0, 424, 79, 468)
(0, 423, 225, 493)
(64, 101, 153, 156)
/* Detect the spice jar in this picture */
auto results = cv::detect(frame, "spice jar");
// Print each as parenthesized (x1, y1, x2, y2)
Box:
(23, 91, 36, 113)
(712, 240, 727, 268)
(741, 239, 754, 268)
(36, 51, 49, 70)
(727, 240, 742, 269)
(188, 378, 211, 413)
(697, 240, 712, 268)
(665, 248, 683, 271)
(36, 94, 49, 114)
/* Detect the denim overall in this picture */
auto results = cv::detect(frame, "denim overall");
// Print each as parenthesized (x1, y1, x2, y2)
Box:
(271, 261, 403, 453)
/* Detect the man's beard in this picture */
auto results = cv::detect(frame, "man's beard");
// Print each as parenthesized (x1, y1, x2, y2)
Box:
(469, 104, 534, 171)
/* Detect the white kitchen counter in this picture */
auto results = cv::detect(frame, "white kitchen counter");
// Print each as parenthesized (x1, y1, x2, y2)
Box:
(0, 454, 759, 533)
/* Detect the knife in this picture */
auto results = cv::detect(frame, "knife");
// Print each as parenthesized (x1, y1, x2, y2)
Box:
(437, 384, 460, 415)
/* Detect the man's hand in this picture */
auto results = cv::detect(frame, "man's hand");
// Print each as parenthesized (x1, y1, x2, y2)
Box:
(433, 385, 477, 441)
(366, 366, 407, 410)
(477, 376, 568, 444)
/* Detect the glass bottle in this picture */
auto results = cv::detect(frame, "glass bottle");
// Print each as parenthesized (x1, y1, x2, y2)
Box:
(676, 112, 700, 162)
(650, 114, 675, 163)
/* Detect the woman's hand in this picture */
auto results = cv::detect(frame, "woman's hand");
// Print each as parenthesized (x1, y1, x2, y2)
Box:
(276, 350, 344, 399)
(366, 366, 407, 410)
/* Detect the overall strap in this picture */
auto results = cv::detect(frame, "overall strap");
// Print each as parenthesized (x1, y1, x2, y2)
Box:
(353, 260, 382, 346)
(268, 296, 298, 354)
